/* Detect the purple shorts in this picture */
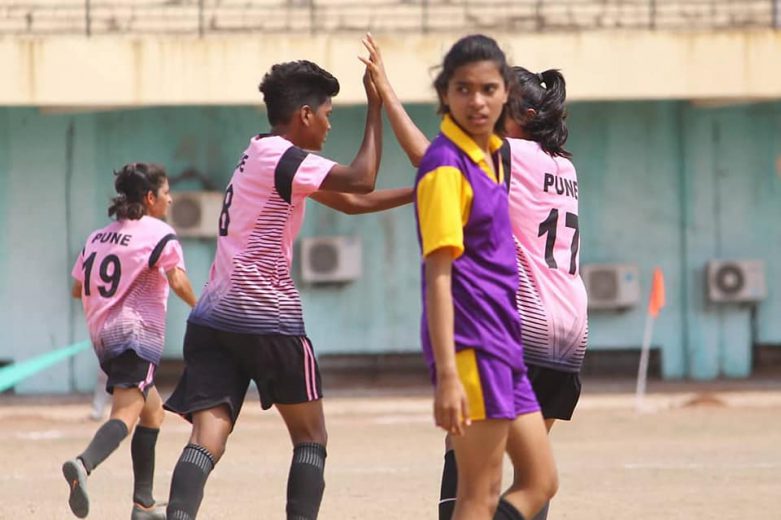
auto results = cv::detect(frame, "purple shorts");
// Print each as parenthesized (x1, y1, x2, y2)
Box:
(430, 348, 540, 421)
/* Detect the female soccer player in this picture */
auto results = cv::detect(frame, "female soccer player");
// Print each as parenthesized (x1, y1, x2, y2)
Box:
(63, 163, 197, 520)
(404, 34, 557, 520)
(163, 61, 411, 520)
(361, 35, 585, 520)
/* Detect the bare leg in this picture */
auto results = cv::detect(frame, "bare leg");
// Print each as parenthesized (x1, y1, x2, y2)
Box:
(450, 420, 509, 520)
(502, 412, 558, 519)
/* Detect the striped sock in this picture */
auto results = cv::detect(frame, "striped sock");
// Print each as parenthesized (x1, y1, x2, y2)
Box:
(166, 444, 215, 520)
(286, 442, 327, 520)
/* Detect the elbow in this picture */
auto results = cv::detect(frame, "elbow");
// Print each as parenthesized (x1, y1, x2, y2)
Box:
(354, 175, 376, 194)
(409, 152, 423, 169)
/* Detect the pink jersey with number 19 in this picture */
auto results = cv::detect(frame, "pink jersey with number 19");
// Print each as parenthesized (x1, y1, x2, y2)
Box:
(507, 138, 588, 372)
(71, 216, 185, 365)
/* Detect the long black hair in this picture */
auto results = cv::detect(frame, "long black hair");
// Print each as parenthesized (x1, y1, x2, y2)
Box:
(433, 34, 513, 133)
(508, 67, 571, 158)
(108, 162, 167, 220)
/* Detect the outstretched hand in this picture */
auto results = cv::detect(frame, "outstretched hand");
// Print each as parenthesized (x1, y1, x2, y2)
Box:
(358, 32, 392, 100)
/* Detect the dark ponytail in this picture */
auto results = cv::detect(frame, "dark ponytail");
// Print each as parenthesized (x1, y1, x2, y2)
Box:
(508, 67, 571, 158)
(108, 163, 167, 220)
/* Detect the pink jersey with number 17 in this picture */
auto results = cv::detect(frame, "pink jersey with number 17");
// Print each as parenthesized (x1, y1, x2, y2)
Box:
(71, 216, 185, 365)
(507, 138, 588, 373)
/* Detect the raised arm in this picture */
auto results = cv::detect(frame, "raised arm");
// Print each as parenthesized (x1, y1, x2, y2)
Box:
(166, 267, 197, 308)
(310, 187, 413, 215)
(318, 71, 383, 194)
(360, 33, 431, 168)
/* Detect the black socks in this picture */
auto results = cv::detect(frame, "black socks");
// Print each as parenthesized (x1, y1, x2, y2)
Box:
(286, 442, 327, 520)
(131, 425, 159, 508)
(439, 449, 458, 520)
(166, 444, 216, 520)
(78, 419, 129, 473)
(532, 502, 549, 520)
(495, 497, 527, 520)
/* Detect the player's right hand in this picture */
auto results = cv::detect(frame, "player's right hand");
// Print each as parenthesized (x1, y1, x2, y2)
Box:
(434, 375, 470, 436)
(359, 33, 391, 99)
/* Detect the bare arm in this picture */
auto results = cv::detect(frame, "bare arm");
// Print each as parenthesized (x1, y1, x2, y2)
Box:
(360, 34, 430, 168)
(425, 247, 470, 435)
(166, 268, 197, 308)
(318, 72, 383, 194)
(71, 281, 82, 299)
(310, 187, 413, 215)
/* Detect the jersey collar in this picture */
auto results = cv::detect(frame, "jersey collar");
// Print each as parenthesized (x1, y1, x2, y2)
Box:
(440, 114, 504, 184)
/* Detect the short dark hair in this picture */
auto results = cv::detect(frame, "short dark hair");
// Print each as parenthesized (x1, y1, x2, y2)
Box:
(508, 67, 571, 158)
(258, 60, 340, 126)
(108, 162, 167, 220)
(433, 34, 513, 133)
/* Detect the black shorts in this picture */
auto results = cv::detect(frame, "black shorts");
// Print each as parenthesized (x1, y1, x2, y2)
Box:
(164, 322, 323, 425)
(100, 350, 156, 398)
(526, 364, 582, 421)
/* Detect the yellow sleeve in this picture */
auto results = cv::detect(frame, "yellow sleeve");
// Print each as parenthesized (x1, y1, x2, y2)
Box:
(416, 166, 473, 259)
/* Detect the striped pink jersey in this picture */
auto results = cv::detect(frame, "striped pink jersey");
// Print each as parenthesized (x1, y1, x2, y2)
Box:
(189, 134, 336, 335)
(72, 216, 185, 365)
(507, 138, 588, 372)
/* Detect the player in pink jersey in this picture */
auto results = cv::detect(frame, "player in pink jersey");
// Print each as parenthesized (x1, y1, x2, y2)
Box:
(499, 66, 588, 520)
(62, 163, 197, 520)
(163, 60, 412, 520)
(360, 36, 585, 520)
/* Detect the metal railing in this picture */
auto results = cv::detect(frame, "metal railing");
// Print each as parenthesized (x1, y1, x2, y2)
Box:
(1, 0, 778, 36)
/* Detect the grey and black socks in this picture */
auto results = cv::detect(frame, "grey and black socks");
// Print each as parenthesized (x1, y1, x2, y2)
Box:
(495, 498, 526, 520)
(131, 425, 159, 508)
(78, 418, 129, 473)
(286, 442, 327, 520)
(166, 444, 215, 520)
(439, 449, 458, 520)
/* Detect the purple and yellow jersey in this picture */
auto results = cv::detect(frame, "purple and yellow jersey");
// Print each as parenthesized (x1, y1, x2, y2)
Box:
(507, 138, 588, 372)
(72, 216, 185, 365)
(189, 134, 335, 336)
(414, 115, 524, 372)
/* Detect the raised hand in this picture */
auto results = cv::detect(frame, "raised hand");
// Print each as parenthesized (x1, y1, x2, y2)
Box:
(358, 32, 392, 100)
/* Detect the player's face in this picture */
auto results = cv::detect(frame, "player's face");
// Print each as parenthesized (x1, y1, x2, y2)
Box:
(146, 179, 172, 219)
(442, 61, 508, 145)
(304, 98, 333, 151)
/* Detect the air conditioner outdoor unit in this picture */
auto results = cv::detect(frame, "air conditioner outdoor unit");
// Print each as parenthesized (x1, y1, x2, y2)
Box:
(169, 191, 224, 238)
(581, 263, 640, 310)
(300, 236, 362, 283)
(706, 260, 766, 303)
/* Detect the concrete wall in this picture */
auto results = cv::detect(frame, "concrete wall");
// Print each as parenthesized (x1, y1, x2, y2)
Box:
(2, 30, 781, 106)
(0, 100, 780, 393)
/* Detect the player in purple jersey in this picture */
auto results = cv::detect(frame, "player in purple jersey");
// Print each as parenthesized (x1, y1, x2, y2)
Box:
(163, 60, 411, 520)
(63, 163, 197, 520)
(361, 35, 565, 520)
(408, 35, 556, 520)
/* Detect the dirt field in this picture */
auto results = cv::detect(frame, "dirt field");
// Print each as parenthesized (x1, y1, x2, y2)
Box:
(1, 382, 780, 519)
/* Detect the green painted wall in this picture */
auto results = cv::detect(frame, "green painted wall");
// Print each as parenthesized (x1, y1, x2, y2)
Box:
(0, 101, 779, 393)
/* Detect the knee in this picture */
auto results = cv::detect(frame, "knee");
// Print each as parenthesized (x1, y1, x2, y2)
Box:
(539, 467, 558, 503)
(141, 405, 165, 429)
(190, 432, 228, 463)
(290, 426, 327, 447)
